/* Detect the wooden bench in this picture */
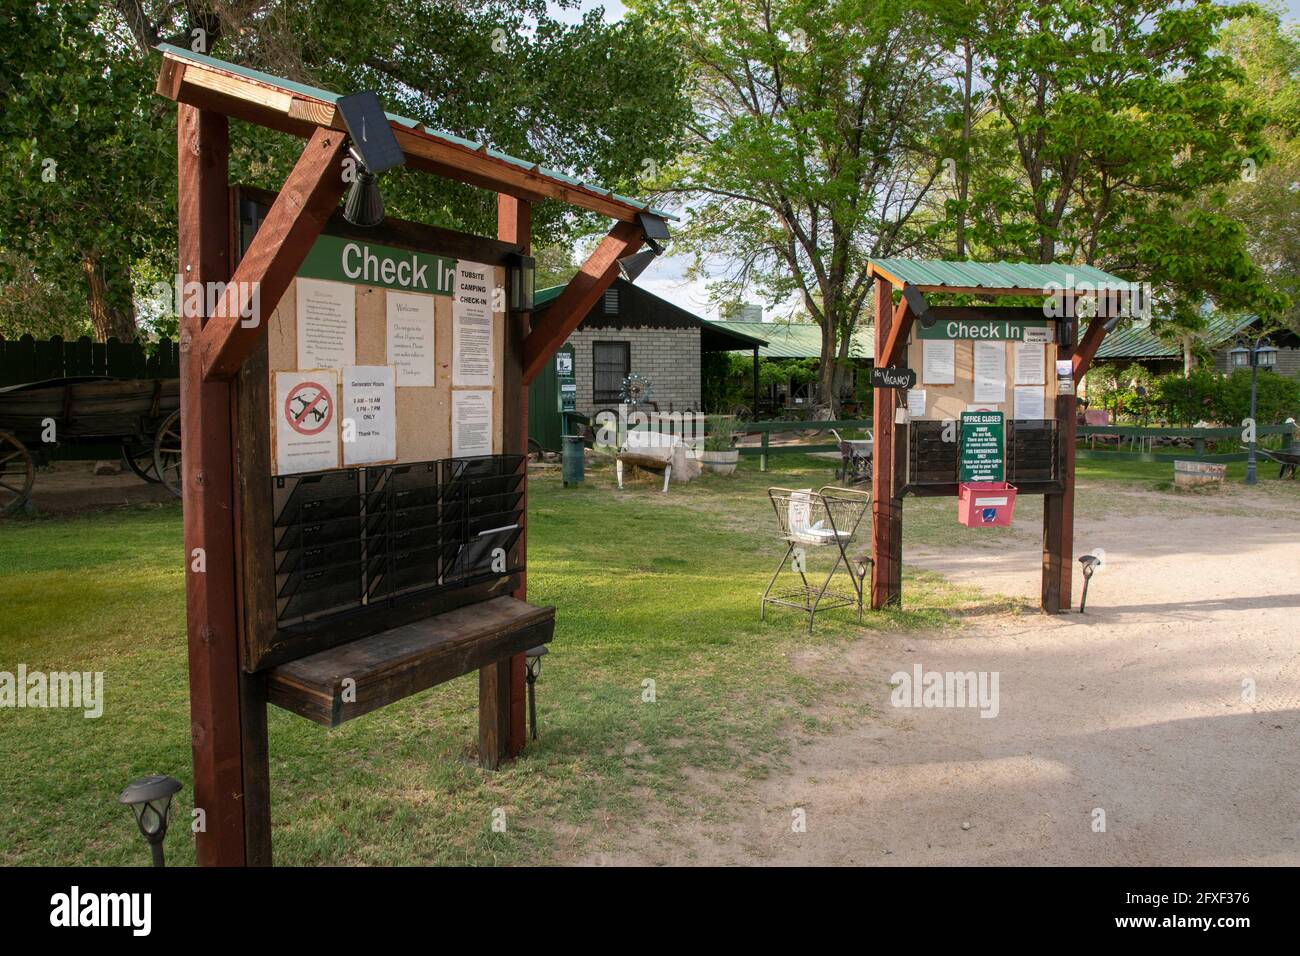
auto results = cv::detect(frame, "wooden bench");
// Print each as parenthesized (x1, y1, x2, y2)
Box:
(266, 596, 555, 727)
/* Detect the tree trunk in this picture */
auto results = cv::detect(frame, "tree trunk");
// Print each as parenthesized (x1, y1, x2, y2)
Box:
(817, 316, 838, 415)
(81, 252, 137, 342)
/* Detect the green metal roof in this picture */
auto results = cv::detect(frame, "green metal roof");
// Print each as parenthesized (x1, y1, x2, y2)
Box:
(705, 320, 872, 359)
(531, 280, 769, 350)
(1095, 313, 1258, 360)
(870, 258, 1126, 291)
(157, 44, 675, 221)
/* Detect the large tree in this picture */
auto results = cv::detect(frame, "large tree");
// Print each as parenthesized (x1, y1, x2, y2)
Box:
(0, 1, 176, 341)
(948, 1, 1288, 344)
(0, 1, 690, 341)
(633, 0, 954, 410)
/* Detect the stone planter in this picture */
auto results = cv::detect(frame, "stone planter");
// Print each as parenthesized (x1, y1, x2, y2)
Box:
(698, 449, 740, 475)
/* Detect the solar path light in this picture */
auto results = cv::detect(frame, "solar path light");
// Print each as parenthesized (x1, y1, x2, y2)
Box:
(118, 774, 183, 867)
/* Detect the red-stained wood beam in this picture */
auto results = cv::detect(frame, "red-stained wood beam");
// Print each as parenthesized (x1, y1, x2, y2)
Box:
(1072, 315, 1108, 380)
(199, 127, 347, 381)
(497, 193, 530, 762)
(521, 221, 642, 385)
(177, 104, 247, 866)
(878, 292, 915, 368)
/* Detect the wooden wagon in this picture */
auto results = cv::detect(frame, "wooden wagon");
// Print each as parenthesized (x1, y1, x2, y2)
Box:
(0, 376, 181, 515)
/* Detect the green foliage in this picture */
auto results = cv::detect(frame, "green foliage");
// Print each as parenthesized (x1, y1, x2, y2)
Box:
(0, 1, 175, 339)
(0, 1, 691, 341)
(633, 0, 954, 405)
(1151, 368, 1222, 426)
(703, 414, 738, 451)
(1090, 364, 1300, 426)
(1216, 368, 1300, 425)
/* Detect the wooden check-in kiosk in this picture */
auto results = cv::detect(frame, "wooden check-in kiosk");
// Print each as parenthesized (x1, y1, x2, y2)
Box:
(158, 45, 663, 865)
(867, 259, 1131, 615)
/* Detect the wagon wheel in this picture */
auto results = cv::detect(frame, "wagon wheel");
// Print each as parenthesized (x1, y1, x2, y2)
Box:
(527, 437, 544, 461)
(121, 442, 161, 483)
(152, 410, 182, 499)
(797, 404, 835, 440)
(0, 431, 36, 516)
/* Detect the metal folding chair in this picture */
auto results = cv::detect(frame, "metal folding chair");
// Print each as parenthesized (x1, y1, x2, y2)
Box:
(829, 428, 872, 485)
(761, 485, 871, 632)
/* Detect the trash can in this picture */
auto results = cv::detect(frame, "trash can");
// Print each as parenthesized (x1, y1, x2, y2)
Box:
(562, 434, 585, 486)
(957, 481, 1017, 527)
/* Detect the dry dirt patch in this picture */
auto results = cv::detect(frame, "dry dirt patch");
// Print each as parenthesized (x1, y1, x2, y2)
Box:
(576, 484, 1300, 866)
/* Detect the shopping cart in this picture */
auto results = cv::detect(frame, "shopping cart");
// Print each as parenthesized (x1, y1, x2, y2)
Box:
(761, 485, 871, 632)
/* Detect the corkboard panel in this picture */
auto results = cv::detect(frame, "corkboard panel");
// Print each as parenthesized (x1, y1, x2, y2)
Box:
(905, 337, 1058, 421)
(266, 273, 508, 470)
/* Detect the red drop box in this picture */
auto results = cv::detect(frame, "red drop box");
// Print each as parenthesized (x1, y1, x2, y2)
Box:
(957, 481, 1018, 527)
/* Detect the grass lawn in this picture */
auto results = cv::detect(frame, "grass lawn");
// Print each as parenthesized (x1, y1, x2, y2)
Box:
(1, 448, 1292, 865)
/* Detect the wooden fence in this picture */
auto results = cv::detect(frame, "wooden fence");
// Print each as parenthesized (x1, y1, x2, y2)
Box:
(0, 335, 180, 387)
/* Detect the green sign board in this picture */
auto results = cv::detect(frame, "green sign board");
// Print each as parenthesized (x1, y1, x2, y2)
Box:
(556, 345, 576, 413)
(959, 412, 1005, 482)
(916, 318, 1054, 341)
(297, 234, 457, 295)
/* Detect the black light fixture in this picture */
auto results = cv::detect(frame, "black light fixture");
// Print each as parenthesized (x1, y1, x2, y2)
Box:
(618, 241, 661, 282)
(618, 212, 672, 283)
(902, 284, 934, 328)
(525, 645, 549, 741)
(507, 252, 536, 312)
(336, 91, 405, 228)
(1078, 549, 1105, 613)
(118, 774, 183, 867)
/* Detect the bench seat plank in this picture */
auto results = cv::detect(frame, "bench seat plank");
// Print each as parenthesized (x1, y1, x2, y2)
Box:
(266, 596, 555, 727)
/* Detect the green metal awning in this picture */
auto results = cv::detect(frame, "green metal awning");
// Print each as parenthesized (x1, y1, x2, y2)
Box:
(1095, 313, 1258, 360)
(704, 320, 873, 359)
(869, 259, 1127, 293)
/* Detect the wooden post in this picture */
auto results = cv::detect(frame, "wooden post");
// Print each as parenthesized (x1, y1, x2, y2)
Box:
(492, 193, 530, 763)
(870, 279, 902, 608)
(1043, 314, 1107, 613)
(177, 104, 262, 865)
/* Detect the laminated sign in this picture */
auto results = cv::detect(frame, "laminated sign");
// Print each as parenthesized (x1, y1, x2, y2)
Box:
(275, 369, 340, 475)
(959, 411, 1005, 483)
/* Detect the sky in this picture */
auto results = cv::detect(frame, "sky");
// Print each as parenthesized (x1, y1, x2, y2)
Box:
(547, 1, 1300, 324)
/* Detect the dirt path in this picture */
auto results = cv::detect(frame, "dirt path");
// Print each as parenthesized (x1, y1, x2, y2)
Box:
(580, 485, 1300, 865)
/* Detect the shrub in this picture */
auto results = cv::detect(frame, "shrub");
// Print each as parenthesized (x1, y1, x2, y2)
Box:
(1213, 368, 1300, 426)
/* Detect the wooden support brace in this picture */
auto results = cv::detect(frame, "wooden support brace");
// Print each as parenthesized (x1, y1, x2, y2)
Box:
(521, 221, 642, 385)
(200, 127, 348, 381)
(878, 293, 915, 369)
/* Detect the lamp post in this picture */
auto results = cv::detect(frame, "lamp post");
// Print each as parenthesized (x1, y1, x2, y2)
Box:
(1229, 335, 1277, 486)
(118, 775, 182, 867)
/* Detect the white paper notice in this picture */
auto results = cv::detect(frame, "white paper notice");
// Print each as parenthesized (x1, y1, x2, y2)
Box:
(1014, 385, 1046, 420)
(275, 369, 340, 475)
(452, 261, 495, 386)
(922, 339, 955, 385)
(906, 388, 927, 418)
(1013, 341, 1045, 385)
(973, 340, 1007, 403)
(296, 278, 355, 370)
(451, 389, 493, 458)
(342, 365, 396, 465)
(386, 292, 435, 386)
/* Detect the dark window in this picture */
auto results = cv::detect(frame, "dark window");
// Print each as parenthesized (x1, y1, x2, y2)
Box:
(603, 288, 620, 314)
(593, 341, 631, 403)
